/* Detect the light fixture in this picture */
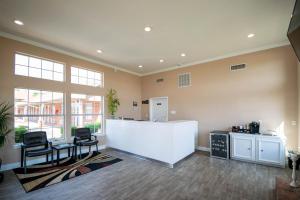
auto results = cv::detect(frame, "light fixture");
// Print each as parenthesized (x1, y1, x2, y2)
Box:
(247, 33, 255, 38)
(96, 49, 102, 53)
(14, 19, 24, 26)
(159, 59, 164, 63)
(138, 65, 143, 68)
(144, 26, 152, 32)
(181, 53, 186, 57)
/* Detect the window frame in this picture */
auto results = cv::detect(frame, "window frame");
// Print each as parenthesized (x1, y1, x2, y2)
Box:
(71, 66, 104, 88)
(71, 93, 104, 136)
(14, 87, 66, 143)
(14, 52, 66, 82)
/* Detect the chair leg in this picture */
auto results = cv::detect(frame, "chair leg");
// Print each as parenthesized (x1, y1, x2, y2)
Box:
(51, 151, 54, 166)
(24, 156, 27, 174)
(96, 144, 99, 152)
(79, 146, 82, 159)
(46, 154, 49, 163)
(89, 146, 91, 153)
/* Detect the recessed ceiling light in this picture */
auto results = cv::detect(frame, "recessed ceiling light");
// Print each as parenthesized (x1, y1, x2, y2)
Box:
(138, 65, 143, 68)
(14, 19, 24, 26)
(96, 49, 102, 53)
(247, 33, 255, 38)
(181, 53, 186, 57)
(144, 26, 152, 32)
(159, 59, 164, 63)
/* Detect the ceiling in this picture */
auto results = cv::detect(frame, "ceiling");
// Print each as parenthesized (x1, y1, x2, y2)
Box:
(0, 0, 295, 75)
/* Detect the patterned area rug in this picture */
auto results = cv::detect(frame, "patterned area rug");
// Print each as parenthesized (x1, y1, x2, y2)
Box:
(13, 151, 122, 192)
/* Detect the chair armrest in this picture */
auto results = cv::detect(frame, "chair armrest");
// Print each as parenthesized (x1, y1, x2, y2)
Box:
(73, 136, 81, 144)
(91, 134, 97, 140)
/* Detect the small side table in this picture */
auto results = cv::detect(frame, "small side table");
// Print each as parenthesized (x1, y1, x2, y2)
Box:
(52, 143, 76, 165)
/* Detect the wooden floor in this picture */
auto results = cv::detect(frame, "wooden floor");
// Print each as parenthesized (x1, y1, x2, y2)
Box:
(0, 149, 297, 200)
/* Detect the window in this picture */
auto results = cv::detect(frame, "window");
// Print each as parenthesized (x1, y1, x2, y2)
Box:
(14, 88, 65, 143)
(71, 66, 103, 87)
(71, 94, 103, 136)
(15, 53, 64, 82)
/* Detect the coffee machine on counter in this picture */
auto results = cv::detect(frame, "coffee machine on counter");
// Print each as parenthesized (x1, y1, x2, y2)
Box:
(232, 121, 260, 134)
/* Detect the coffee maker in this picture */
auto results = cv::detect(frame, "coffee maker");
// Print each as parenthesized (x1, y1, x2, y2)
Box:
(249, 121, 260, 134)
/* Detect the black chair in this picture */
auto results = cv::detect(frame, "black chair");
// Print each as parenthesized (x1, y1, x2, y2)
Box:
(73, 128, 99, 159)
(22, 131, 53, 173)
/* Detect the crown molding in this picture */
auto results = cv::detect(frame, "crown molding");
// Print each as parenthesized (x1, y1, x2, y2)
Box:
(0, 30, 290, 77)
(142, 40, 290, 76)
(0, 31, 141, 76)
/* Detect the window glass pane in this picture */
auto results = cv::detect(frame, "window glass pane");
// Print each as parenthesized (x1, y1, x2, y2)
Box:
(78, 69, 87, 77)
(88, 71, 94, 79)
(42, 60, 53, 70)
(29, 90, 41, 102)
(28, 116, 41, 131)
(71, 76, 78, 84)
(54, 63, 64, 72)
(14, 117, 29, 143)
(42, 70, 53, 80)
(41, 91, 52, 102)
(53, 92, 63, 115)
(88, 79, 94, 86)
(53, 116, 64, 139)
(95, 73, 101, 80)
(29, 57, 41, 68)
(93, 101, 101, 114)
(29, 67, 41, 78)
(15, 65, 28, 76)
(15, 54, 28, 66)
(95, 80, 101, 87)
(79, 77, 87, 85)
(71, 67, 78, 76)
(15, 89, 28, 115)
(53, 72, 63, 81)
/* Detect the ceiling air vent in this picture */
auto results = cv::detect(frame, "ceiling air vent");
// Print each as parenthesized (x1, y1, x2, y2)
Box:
(230, 63, 246, 71)
(156, 78, 164, 83)
(178, 73, 191, 88)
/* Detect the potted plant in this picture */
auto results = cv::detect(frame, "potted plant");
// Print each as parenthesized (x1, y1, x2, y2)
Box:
(0, 102, 12, 183)
(106, 89, 120, 119)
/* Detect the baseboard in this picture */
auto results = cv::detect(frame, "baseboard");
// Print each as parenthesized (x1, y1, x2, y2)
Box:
(196, 146, 210, 152)
(0, 145, 106, 171)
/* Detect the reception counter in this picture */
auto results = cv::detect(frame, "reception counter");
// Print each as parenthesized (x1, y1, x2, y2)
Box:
(106, 119, 198, 167)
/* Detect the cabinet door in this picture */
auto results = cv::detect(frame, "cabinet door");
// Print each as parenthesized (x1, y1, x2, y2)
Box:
(256, 138, 283, 165)
(231, 135, 255, 161)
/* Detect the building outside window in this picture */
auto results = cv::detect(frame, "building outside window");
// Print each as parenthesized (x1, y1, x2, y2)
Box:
(71, 93, 103, 136)
(14, 88, 65, 143)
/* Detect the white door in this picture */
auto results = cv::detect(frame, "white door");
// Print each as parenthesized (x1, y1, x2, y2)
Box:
(149, 97, 168, 122)
(231, 134, 255, 161)
(256, 137, 283, 165)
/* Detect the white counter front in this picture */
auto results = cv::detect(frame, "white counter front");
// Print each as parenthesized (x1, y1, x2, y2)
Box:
(106, 119, 198, 167)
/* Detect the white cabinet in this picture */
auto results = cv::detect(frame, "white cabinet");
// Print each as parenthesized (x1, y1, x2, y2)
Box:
(230, 133, 285, 167)
(256, 136, 285, 166)
(231, 134, 255, 161)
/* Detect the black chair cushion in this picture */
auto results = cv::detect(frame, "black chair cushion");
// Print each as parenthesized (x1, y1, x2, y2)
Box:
(25, 148, 53, 157)
(77, 140, 99, 146)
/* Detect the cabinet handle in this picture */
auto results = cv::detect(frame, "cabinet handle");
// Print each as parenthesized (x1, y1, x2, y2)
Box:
(261, 149, 264, 152)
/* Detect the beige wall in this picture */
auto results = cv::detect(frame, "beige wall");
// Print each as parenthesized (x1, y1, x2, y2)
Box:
(0, 36, 142, 164)
(141, 45, 299, 150)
